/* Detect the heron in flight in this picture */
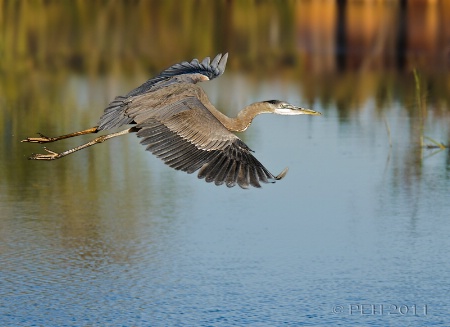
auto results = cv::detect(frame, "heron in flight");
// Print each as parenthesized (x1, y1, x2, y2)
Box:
(22, 53, 321, 188)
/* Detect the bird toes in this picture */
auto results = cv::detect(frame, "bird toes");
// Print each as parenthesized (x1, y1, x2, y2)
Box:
(28, 147, 60, 160)
(21, 133, 56, 143)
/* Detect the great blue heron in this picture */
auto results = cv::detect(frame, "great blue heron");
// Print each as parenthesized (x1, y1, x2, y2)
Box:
(22, 53, 321, 188)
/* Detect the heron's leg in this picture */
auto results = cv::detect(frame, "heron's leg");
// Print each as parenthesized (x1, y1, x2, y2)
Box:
(21, 126, 99, 143)
(28, 127, 138, 160)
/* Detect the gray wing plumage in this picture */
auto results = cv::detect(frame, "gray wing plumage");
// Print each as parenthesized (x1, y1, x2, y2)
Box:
(97, 53, 228, 130)
(127, 53, 228, 97)
(125, 92, 285, 189)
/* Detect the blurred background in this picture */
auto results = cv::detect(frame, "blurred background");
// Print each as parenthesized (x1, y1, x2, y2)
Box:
(1, 1, 450, 326)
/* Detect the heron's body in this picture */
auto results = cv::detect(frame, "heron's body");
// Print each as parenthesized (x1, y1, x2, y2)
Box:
(22, 53, 321, 188)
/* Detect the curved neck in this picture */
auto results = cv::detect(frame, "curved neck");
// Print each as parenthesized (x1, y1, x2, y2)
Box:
(209, 102, 273, 132)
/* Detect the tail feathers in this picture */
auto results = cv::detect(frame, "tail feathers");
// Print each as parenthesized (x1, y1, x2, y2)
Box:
(97, 95, 135, 130)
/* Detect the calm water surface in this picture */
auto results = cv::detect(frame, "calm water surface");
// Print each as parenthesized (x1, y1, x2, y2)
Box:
(1, 73, 449, 327)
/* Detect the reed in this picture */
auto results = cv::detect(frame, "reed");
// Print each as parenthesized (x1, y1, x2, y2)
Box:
(413, 69, 448, 150)
(413, 69, 426, 148)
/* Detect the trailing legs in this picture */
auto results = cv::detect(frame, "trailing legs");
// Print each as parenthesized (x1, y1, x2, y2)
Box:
(24, 127, 138, 160)
(21, 126, 100, 144)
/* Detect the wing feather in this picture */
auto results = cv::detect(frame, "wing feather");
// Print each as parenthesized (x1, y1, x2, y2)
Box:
(214, 158, 234, 186)
(201, 154, 228, 182)
(237, 164, 250, 189)
(225, 161, 239, 188)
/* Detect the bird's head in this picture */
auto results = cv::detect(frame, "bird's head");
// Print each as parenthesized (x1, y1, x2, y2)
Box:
(265, 100, 321, 116)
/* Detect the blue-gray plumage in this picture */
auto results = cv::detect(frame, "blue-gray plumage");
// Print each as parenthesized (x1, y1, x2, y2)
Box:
(22, 53, 321, 188)
(97, 54, 228, 131)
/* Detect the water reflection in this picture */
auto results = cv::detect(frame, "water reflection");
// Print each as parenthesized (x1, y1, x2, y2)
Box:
(1, 1, 449, 326)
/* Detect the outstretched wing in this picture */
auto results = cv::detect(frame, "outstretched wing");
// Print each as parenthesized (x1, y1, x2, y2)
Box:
(125, 91, 287, 189)
(127, 53, 228, 97)
(97, 53, 228, 130)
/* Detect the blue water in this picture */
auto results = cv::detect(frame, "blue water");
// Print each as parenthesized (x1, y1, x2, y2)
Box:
(1, 75, 449, 326)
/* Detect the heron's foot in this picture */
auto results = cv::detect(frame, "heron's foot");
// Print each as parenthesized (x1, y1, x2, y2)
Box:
(21, 133, 56, 143)
(28, 147, 61, 160)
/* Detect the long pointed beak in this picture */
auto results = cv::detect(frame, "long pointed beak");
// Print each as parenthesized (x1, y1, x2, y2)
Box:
(283, 104, 321, 116)
(296, 107, 322, 116)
